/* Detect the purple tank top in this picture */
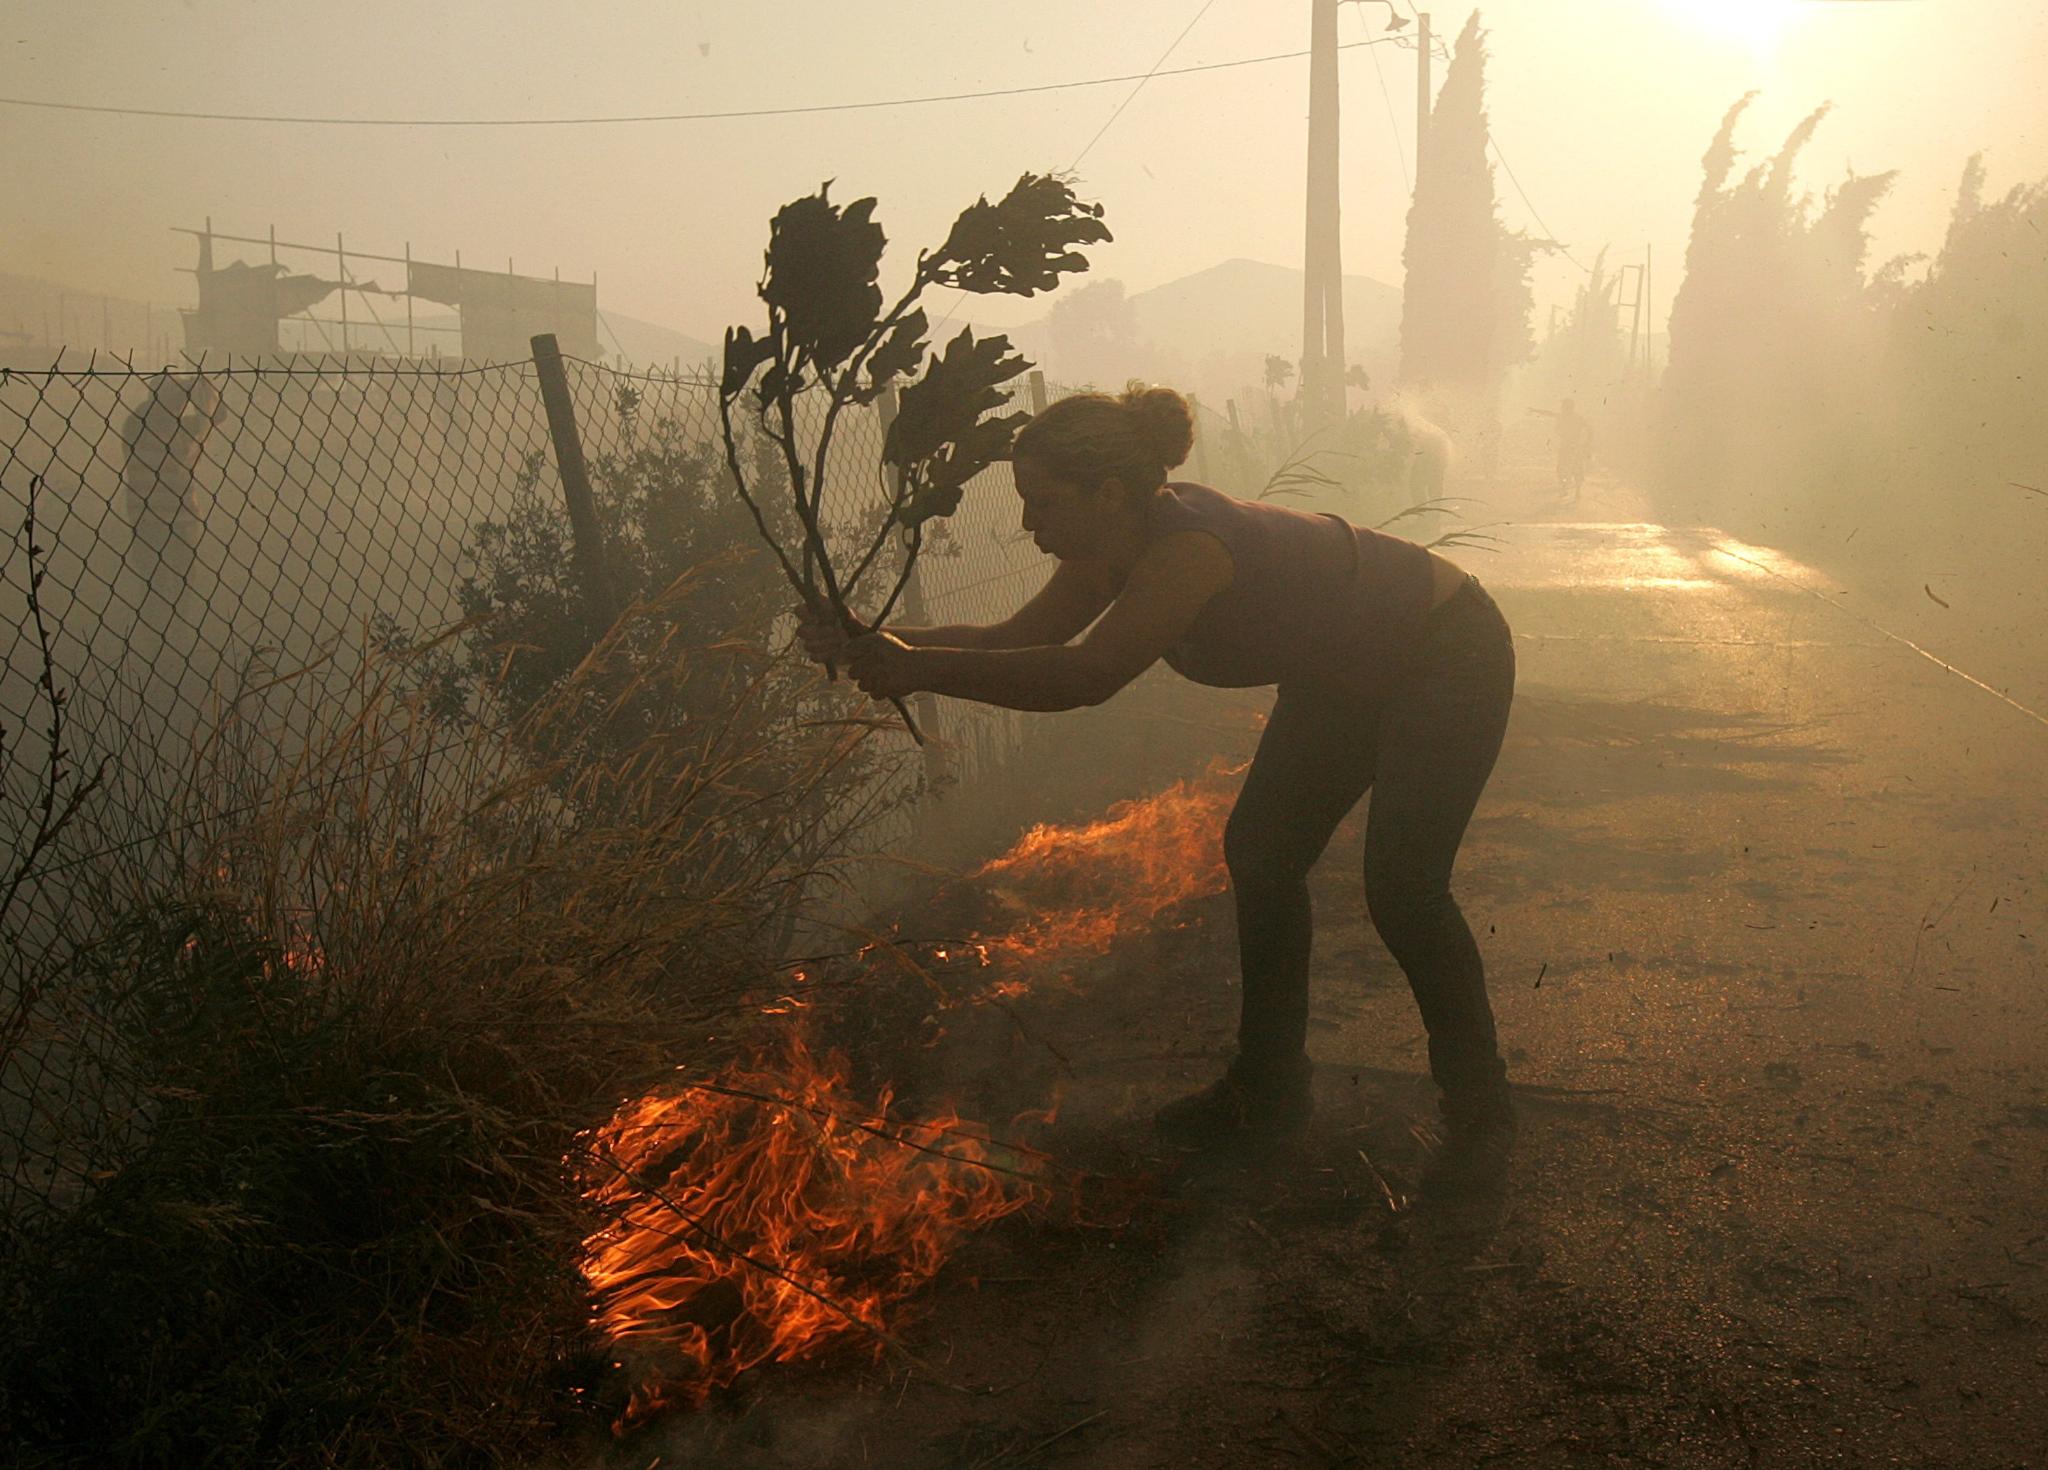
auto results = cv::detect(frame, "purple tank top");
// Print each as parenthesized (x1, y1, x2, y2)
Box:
(1148, 481, 1436, 696)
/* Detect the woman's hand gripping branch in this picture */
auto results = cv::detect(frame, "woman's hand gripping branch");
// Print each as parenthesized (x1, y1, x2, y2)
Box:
(844, 632, 922, 701)
(796, 602, 854, 669)
(793, 529, 1230, 715)
(797, 603, 926, 702)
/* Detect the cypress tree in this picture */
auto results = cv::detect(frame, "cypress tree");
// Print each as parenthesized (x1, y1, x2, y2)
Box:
(1398, 12, 1539, 455)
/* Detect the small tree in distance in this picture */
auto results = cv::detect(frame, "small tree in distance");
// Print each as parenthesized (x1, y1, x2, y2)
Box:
(718, 175, 1110, 738)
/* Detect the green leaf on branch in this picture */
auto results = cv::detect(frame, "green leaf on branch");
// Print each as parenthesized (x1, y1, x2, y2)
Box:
(715, 177, 1107, 743)
(884, 329, 1030, 466)
(720, 325, 775, 401)
(900, 412, 1024, 527)
(930, 173, 1112, 298)
(850, 308, 928, 406)
(886, 329, 1031, 527)
(900, 480, 965, 529)
(761, 184, 886, 375)
(755, 361, 803, 416)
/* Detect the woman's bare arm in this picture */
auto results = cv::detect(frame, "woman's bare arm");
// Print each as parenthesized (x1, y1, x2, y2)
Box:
(858, 533, 1232, 712)
(888, 558, 1117, 650)
(889, 622, 996, 649)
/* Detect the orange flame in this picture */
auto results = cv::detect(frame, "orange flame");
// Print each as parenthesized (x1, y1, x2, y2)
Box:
(970, 769, 1234, 972)
(579, 1036, 1043, 1427)
(577, 769, 1238, 1423)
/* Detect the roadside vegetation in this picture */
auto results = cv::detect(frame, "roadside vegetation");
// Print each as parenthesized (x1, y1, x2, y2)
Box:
(0, 448, 891, 1464)
(1660, 95, 2048, 541)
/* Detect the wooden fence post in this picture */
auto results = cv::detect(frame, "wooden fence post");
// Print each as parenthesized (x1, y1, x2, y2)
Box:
(1026, 369, 1049, 417)
(530, 332, 621, 632)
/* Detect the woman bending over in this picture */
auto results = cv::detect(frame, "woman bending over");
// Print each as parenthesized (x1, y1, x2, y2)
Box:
(801, 386, 1518, 1166)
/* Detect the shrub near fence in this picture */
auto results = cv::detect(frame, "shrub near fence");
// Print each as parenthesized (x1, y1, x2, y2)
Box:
(0, 574, 923, 1464)
(0, 343, 1057, 1459)
(0, 339, 1053, 1111)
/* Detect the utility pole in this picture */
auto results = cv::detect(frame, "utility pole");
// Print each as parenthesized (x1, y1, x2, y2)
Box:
(1300, 0, 1347, 434)
(1644, 243, 1656, 375)
(1416, 11, 1433, 172)
(1625, 262, 1644, 370)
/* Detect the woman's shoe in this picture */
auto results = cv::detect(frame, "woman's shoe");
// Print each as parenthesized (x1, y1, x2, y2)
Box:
(1154, 1054, 1314, 1152)
(1420, 1087, 1516, 1198)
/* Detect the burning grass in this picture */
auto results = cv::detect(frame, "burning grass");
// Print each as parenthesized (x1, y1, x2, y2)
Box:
(581, 1034, 1048, 1428)
(3, 535, 1250, 1463)
(971, 767, 1234, 972)
(569, 766, 1241, 1423)
(878, 764, 1239, 1008)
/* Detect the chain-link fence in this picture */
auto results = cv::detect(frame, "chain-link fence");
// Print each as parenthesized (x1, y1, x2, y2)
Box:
(1, 352, 1051, 795)
(1, 344, 1056, 1233)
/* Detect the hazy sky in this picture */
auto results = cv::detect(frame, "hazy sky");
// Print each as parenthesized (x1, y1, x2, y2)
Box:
(5, 0, 2044, 349)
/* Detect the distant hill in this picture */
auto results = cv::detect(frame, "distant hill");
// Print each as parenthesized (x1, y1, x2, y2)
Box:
(389, 308, 716, 370)
(595, 310, 719, 373)
(1002, 257, 1404, 409)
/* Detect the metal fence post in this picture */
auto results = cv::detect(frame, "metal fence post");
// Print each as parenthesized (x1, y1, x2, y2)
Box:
(529, 332, 620, 632)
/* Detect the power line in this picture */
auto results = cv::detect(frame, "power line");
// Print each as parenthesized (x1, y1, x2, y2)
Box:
(0, 38, 1409, 131)
(596, 309, 629, 361)
(1371, 7, 1592, 282)
(1355, 2, 1410, 193)
(1487, 134, 1591, 273)
(934, 3, 1376, 337)
(1069, 0, 1221, 171)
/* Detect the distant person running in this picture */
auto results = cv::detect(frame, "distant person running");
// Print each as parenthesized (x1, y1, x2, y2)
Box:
(800, 387, 1519, 1186)
(1554, 397, 1592, 502)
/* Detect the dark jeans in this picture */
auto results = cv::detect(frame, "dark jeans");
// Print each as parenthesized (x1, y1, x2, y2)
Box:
(1223, 575, 1517, 1100)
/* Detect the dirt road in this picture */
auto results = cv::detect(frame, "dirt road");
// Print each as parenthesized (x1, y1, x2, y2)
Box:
(628, 476, 2048, 1469)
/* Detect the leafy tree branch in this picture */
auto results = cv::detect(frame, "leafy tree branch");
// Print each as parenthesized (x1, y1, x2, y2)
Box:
(719, 174, 1109, 738)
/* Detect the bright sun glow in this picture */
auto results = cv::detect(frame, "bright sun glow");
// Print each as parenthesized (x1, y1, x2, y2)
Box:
(1658, 0, 1801, 56)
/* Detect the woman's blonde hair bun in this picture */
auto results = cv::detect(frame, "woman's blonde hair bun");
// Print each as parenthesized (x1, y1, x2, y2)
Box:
(1011, 380, 1198, 503)
(1117, 383, 1195, 473)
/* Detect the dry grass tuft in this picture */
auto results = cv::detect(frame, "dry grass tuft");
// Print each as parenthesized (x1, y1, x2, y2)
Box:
(1, 577, 908, 1467)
